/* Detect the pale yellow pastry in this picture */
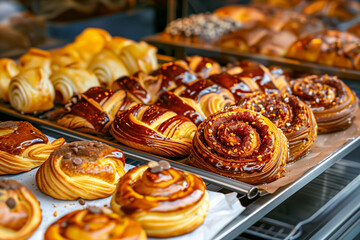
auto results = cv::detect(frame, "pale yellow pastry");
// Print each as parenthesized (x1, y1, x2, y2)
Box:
(18, 48, 52, 75)
(105, 36, 135, 56)
(0, 58, 19, 102)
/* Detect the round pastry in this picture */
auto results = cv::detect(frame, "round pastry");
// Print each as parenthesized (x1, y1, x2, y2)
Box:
(111, 161, 209, 238)
(240, 92, 317, 162)
(290, 75, 358, 133)
(0, 121, 65, 175)
(110, 104, 197, 157)
(18, 48, 52, 75)
(36, 140, 125, 200)
(185, 56, 221, 79)
(188, 107, 288, 185)
(44, 207, 146, 240)
(0, 58, 19, 102)
(0, 179, 41, 240)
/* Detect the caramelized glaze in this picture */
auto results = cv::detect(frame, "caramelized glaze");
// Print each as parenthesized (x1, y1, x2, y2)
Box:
(83, 86, 114, 103)
(112, 75, 151, 104)
(180, 79, 232, 101)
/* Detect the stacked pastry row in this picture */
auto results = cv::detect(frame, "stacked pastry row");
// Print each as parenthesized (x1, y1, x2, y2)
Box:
(0, 121, 209, 239)
(0, 27, 158, 113)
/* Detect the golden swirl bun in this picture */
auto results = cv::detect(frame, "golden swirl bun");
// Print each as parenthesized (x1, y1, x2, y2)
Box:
(111, 162, 209, 238)
(110, 104, 197, 157)
(9, 67, 55, 113)
(290, 75, 358, 133)
(44, 207, 146, 240)
(188, 107, 288, 185)
(0, 179, 41, 240)
(51, 67, 100, 104)
(241, 92, 317, 162)
(18, 48, 52, 75)
(36, 140, 125, 200)
(0, 121, 65, 175)
(185, 56, 221, 78)
(0, 58, 19, 102)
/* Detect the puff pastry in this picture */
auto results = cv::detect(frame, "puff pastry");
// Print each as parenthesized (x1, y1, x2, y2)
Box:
(188, 107, 288, 185)
(105, 36, 135, 56)
(19, 48, 52, 75)
(36, 140, 125, 200)
(0, 179, 41, 240)
(185, 56, 221, 78)
(111, 161, 209, 238)
(0, 58, 19, 102)
(110, 104, 197, 157)
(44, 207, 146, 240)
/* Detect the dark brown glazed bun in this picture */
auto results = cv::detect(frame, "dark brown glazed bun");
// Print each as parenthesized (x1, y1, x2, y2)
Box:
(188, 106, 288, 185)
(240, 92, 317, 162)
(185, 56, 221, 78)
(0, 179, 41, 240)
(290, 75, 358, 133)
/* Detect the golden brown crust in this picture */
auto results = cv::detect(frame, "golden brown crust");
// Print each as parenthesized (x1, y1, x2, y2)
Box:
(19, 48, 52, 75)
(0, 58, 19, 102)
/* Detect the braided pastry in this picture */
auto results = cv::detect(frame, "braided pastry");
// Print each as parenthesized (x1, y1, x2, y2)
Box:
(0, 121, 65, 175)
(45, 207, 146, 240)
(111, 161, 209, 238)
(185, 56, 221, 78)
(0, 179, 41, 240)
(291, 75, 358, 133)
(110, 104, 197, 157)
(188, 107, 288, 185)
(0, 58, 19, 102)
(36, 140, 125, 200)
(240, 92, 317, 162)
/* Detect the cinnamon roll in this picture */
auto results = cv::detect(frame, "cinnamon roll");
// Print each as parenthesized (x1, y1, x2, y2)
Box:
(188, 107, 288, 185)
(110, 104, 197, 157)
(240, 92, 317, 162)
(0, 58, 19, 102)
(290, 75, 358, 133)
(18, 48, 52, 75)
(111, 161, 209, 238)
(185, 56, 221, 78)
(0, 179, 41, 240)
(36, 140, 125, 200)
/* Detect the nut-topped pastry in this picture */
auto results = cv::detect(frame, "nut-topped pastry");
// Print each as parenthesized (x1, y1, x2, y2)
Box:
(44, 207, 146, 240)
(111, 161, 209, 238)
(0, 179, 41, 240)
(36, 140, 125, 200)
(0, 121, 65, 175)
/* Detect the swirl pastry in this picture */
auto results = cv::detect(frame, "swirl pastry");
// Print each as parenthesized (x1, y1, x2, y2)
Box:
(0, 121, 64, 175)
(111, 161, 209, 238)
(188, 107, 288, 185)
(0, 58, 19, 102)
(110, 104, 197, 157)
(185, 56, 221, 78)
(44, 207, 146, 240)
(36, 140, 125, 200)
(290, 75, 358, 133)
(0, 179, 41, 240)
(51, 67, 100, 104)
(240, 92, 317, 162)
(18, 48, 52, 75)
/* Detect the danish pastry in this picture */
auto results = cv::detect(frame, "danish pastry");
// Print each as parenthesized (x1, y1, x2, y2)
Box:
(185, 56, 221, 78)
(0, 58, 19, 102)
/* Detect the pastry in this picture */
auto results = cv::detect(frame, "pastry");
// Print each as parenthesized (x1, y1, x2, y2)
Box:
(240, 92, 317, 162)
(188, 107, 288, 185)
(290, 75, 358, 133)
(0, 179, 41, 240)
(9, 67, 55, 113)
(50, 46, 87, 71)
(111, 161, 209, 238)
(18, 48, 52, 75)
(44, 207, 146, 240)
(110, 104, 197, 157)
(50, 66, 100, 104)
(0, 58, 19, 102)
(0, 121, 65, 175)
(185, 56, 221, 78)
(36, 140, 126, 200)
(105, 36, 134, 56)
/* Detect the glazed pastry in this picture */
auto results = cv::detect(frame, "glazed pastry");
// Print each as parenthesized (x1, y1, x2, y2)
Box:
(110, 104, 197, 157)
(36, 140, 125, 200)
(0, 58, 19, 102)
(188, 107, 288, 185)
(18, 48, 52, 75)
(88, 49, 129, 88)
(9, 67, 55, 113)
(185, 56, 221, 78)
(44, 207, 146, 240)
(111, 161, 209, 238)
(291, 75, 358, 133)
(50, 66, 100, 104)
(0, 179, 41, 240)
(240, 92, 317, 162)
(105, 36, 135, 56)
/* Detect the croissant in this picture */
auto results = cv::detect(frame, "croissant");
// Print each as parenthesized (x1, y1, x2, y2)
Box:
(291, 75, 358, 133)
(44, 207, 146, 240)
(0, 58, 19, 102)
(188, 107, 288, 185)
(9, 67, 55, 113)
(111, 161, 209, 238)
(110, 104, 197, 157)
(0, 179, 41, 240)
(36, 140, 126, 200)
(50, 46, 87, 71)
(240, 92, 317, 162)
(185, 56, 221, 78)
(18, 48, 52, 75)
(50, 66, 100, 104)
(105, 36, 135, 56)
